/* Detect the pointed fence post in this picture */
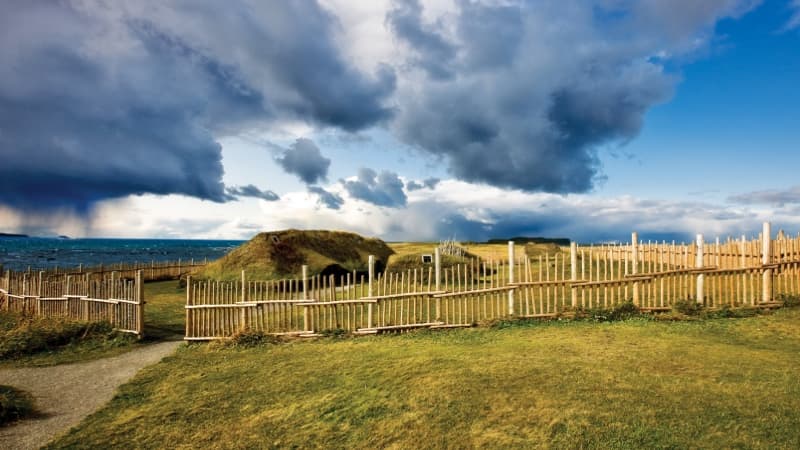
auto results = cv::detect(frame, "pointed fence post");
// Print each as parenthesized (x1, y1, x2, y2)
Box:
(302, 265, 310, 332)
(185, 275, 192, 339)
(367, 256, 374, 329)
(508, 241, 515, 315)
(632, 232, 640, 306)
(762, 222, 772, 303)
(570, 242, 578, 307)
(136, 270, 144, 339)
(240, 270, 247, 331)
(434, 247, 441, 320)
(740, 235, 747, 268)
(696, 234, 704, 305)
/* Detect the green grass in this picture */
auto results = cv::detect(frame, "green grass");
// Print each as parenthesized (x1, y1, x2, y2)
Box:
(0, 385, 37, 426)
(0, 312, 136, 367)
(142, 280, 187, 341)
(0, 281, 184, 367)
(48, 309, 800, 449)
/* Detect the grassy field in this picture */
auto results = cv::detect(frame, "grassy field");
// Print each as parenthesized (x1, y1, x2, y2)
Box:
(48, 306, 800, 449)
(0, 281, 183, 367)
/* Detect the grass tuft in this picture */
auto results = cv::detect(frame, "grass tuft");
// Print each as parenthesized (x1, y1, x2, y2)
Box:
(0, 311, 133, 361)
(0, 385, 37, 426)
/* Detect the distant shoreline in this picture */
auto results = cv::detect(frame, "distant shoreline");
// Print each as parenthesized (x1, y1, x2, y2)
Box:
(0, 232, 29, 238)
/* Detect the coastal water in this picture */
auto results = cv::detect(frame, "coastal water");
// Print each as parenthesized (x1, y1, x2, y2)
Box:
(0, 238, 244, 272)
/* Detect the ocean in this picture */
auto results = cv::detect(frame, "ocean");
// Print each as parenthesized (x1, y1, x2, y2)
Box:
(0, 238, 244, 272)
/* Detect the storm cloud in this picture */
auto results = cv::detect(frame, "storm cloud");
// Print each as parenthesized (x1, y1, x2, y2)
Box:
(728, 186, 800, 207)
(0, 0, 394, 213)
(343, 168, 407, 208)
(275, 138, 331, 185)
(308, 186, 344, 210)
(406, 177, 440, 191)
(225, 185, 279, 202)
(387, 0, 756, 193)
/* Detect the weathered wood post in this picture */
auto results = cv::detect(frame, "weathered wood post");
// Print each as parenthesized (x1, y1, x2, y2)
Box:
(367, 255, 374, 329)
(136, 270, 144, 338)
(632, 232, 640, 305)
(570, 242, 578, 307)
(185, 275, 192, 339)
(2, 270, 8, 311)
(302, 265, 310, 332)
(715, 236, 720, 267)
(38, 271, 44, 297)
(240, 270, 247, 331)
(696, 234, 704, 305)
(762, 222, 772, 303)
(740, 235, 747, 268)
(508, 241, 515, 315)
(435, 247, 442, 320)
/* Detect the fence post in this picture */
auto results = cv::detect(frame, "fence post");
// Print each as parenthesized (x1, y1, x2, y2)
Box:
(367, 256, 374, 329)
(240, 270, 247, 331)
(632, 232, 640, 305)
(740, 235, 746, 268)
(3, 270, 9, 311)
(38, 271, 44, 297)
(762, 222, 772, 303)
(136, 270, 144, 338)
(570, 242, 578, 307)
(435, 247, 441, 320)
(302, 265, 310, 332)
(508, 241, 515, 316)
(696, 234, 704, 305)
(185, 275, 192, 338)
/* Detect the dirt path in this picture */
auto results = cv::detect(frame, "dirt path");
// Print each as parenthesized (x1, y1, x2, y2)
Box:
(0, 341, 181, 450)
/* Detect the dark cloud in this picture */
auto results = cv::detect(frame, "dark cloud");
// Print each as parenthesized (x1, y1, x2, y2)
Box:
(275, 138, 331, 185)
(406, 177, 440, 191)
(0, 0, 394, 214)
(386, 0, 456, 80)
(388, 0, 752, 193)
(405, 181, 423, 191)
(308, 186, 344, 210)
(225, 185, 279, 202)
(728, 186, 800, 207)
(343, 168, 407, 207)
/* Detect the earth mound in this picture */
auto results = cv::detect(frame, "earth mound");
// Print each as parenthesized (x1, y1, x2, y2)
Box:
(197, 229, 394, 281)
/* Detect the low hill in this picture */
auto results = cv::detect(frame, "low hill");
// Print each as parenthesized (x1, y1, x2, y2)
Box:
(197, 230, 394, 281)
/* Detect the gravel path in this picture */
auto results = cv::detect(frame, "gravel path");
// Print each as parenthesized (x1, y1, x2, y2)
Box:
(0, 341, 181, 450)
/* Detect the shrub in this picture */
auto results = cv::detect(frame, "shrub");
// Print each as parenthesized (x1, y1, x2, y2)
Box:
(229, 329, 284, 347)
(777, 294, 800, 308)
(0, 385, 37, 425)
(673, 299, 703, 316)
(582, 301, 643, 322)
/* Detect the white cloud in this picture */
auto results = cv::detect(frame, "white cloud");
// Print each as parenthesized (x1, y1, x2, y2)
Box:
(3, 180, 767, 243)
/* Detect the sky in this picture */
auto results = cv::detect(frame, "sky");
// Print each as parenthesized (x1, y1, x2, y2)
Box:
(0, 0, 799, 243)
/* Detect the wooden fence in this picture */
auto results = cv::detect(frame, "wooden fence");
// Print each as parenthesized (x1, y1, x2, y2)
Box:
(7, 258, 206, 282)
(0, 270, 145, 336)
(185, 222, 800, 340)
